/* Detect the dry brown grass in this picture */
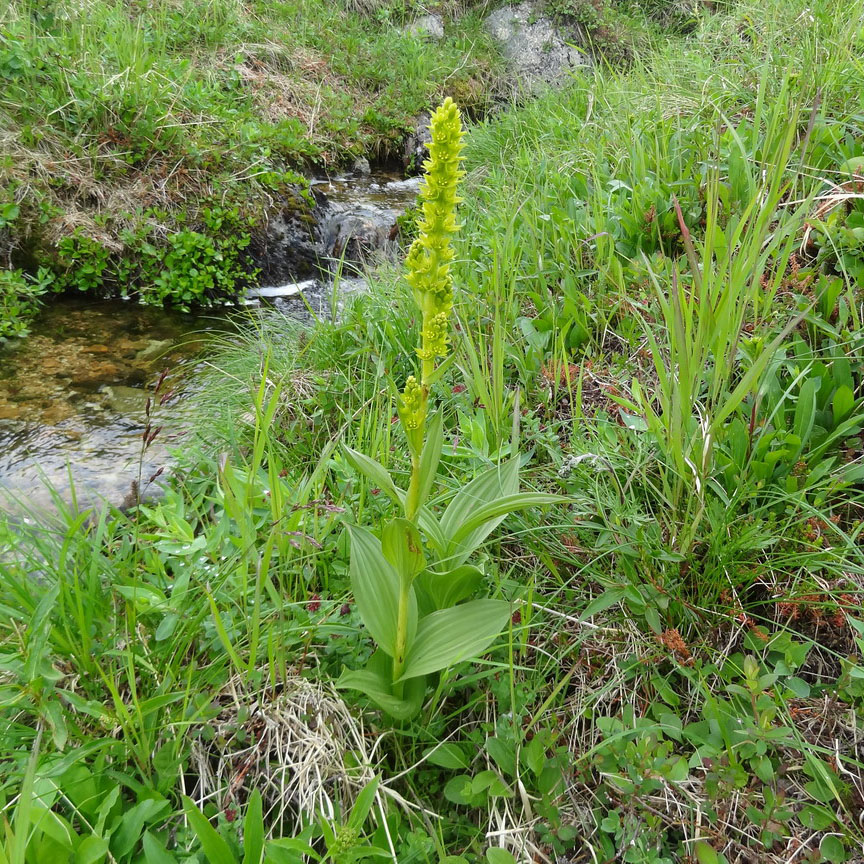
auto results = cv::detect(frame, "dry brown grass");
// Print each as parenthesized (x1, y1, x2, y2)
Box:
(188, 675, 378, 833)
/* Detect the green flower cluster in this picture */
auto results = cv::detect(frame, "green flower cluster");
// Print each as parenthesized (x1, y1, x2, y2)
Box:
(404, 97, 466, 374)
(398, 98, 465, 456)
(400, 376, 424, 430)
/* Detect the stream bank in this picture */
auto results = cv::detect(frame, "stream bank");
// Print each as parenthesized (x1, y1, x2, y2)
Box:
(0, 170, 420, 512)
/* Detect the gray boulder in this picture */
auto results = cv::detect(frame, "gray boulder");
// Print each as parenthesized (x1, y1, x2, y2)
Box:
(404, 13, 444, 39)
(484, 2, 587, 93)
(320, 205, 397, 266)
(352, 156, 372, 175)
(255, 189, 327, 284)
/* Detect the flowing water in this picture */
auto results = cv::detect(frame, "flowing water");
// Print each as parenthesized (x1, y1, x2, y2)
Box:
(0, 299, 216, 513)
(0, 171, 418, 513)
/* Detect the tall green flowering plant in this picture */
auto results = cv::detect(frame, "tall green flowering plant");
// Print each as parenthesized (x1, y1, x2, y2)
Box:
(338, 99, 563, 720)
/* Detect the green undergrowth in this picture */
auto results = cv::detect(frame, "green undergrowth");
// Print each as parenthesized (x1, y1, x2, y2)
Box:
(4, 0, 864, 861)
(0, 0, 504, 327)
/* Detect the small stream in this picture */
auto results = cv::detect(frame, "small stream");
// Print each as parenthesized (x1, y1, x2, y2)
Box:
(0, 299, 215, 513)
(0, 171, 419, 513)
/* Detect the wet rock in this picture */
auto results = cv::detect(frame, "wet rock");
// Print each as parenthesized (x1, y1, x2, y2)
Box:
(255, 188, 327, 285)
(102, 385, 149, 415)
(352, 156, 372, 175)
(40, 403, 76, 425)
(73, 361, 122, 386)
(84, 344, 110, 354)
(383, 177, 422, 194)
(334, 276, 369, 300)
(135, 339, 173, 362)
(40, 357, 66, 375)
(271, 276, 369, 321)
(403, 111, 432, 174)
(484, 2, 588, 94)
(0, 402, 23, 421)
(120, 338, 151, 353)
(0, 297, 209, 515)
(405, 13, 444, 39)
(259, 171, 419, 286)
(320, 205, 397, 265)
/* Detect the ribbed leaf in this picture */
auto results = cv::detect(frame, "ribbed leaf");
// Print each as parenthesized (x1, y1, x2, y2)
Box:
(347, 524, 416, 657)
(337, 652, 426, 720)
(381, 518, 425, 585)
(343, 447, 401, 504)
(417, 411, 443, 510)
(440, 461, 519, 539)
(414, 565, 484, 612)
(447, 493, 567, 549)
(342, 446, 444, 557)
(400, 600, 510, 681)
(416, 505, 446, 554)
(439, 461, 519, 568)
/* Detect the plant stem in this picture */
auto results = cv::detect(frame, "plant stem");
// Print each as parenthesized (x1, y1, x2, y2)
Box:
(404, 333, 435, 524)
(392, 98, 464, 688)
(396, 285, 438, 680)
(392, 579, 411, 690)
(404, 449, 423, 523)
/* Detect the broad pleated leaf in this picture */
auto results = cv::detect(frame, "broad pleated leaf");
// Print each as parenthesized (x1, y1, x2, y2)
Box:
(439, 461, 519, 568)
(399, 599, 510, 681)
(343, 446, 401, 504)
(343, 444, 444, 553)
(381, 518, 426, 585)
(337, 651, 426, 720)
(447, 493, 567, 548)
(440, 460, 519, 538)
(416, 504, 446, 554)
(414, 564, 484, 612)
(417, 410, 444, 509)
(347, 524, 416, 657)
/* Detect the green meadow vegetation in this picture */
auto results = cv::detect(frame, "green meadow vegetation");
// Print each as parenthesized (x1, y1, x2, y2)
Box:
(4, 0, 864, 861)
(0, 0, 503, 332)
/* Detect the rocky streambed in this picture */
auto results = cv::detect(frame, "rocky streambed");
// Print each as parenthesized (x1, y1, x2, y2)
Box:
(0, 170, 419, 513)
(0, 299, 210, 513)
(254, 170, 420, 308)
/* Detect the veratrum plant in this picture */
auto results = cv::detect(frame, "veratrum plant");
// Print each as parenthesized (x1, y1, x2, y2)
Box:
(337, 99, 563, 720)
